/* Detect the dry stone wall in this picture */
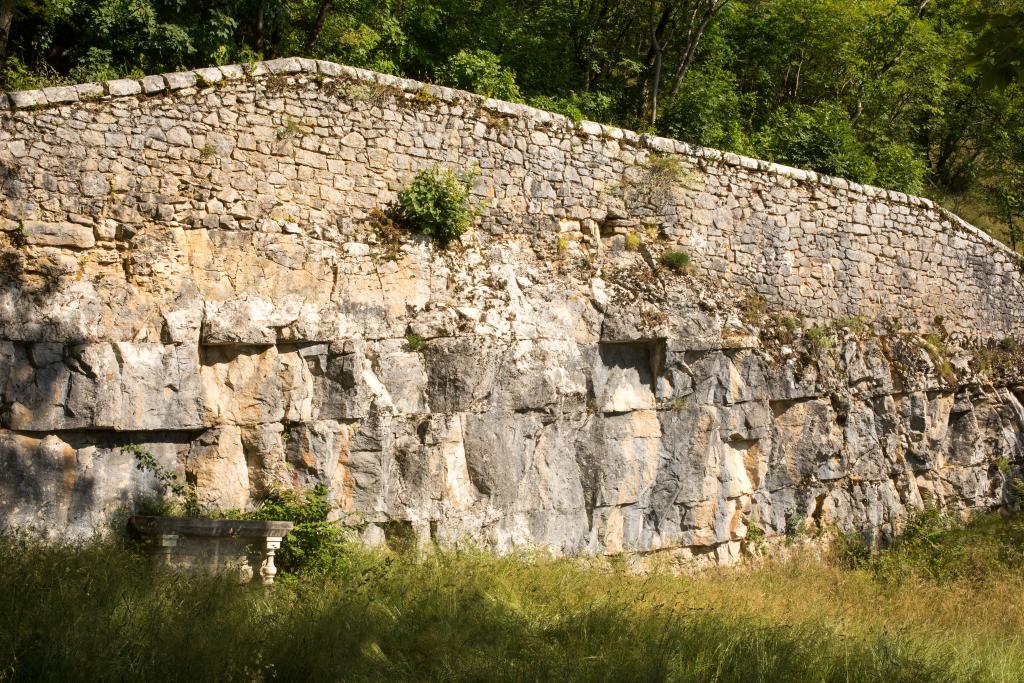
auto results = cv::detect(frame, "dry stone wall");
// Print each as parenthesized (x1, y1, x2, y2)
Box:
(2, 57, 1022, 339)
(1, 58, 1022, 563)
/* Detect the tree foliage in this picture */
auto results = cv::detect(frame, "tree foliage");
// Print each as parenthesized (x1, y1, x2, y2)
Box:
(2, 0, 1023, 252)
(436, 49, 521, 100)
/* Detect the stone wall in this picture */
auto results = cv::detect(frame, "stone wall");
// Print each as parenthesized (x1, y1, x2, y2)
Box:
(3, 57, 1022, 340)
(1, 58, 1022, 561)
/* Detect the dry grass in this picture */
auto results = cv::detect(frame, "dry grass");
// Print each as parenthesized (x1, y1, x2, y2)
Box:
(1, 512, 1023, 681)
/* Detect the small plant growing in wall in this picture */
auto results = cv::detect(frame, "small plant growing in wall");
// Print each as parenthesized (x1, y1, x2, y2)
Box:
(660, 250, 691, 273)
(785, 515, 808, 544)
(804, 324, 835, 350)
(123, 444, 201, 517)
(744, 516, 766, 555)
(740, 293, 770, 326)
(369, 209, 405, 261)
(624, 230, 642, 251)
(11, 220, 27, 249)
(411, 86, 441, 109)
(919, 317, 957, 385)
(621, 153, 702, 208)
(0, 155, 21, 180)
(405, 332, 427, 351)
(835, 314, 869, 336)
(277, 117, 304, 139)
(394, 166, 478, 247)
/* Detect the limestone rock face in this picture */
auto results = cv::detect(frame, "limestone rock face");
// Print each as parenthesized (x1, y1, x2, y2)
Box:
(0, 60, 1022, 563)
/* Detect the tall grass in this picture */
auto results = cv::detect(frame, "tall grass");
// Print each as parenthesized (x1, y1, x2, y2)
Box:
(2, 513, 1023, 682)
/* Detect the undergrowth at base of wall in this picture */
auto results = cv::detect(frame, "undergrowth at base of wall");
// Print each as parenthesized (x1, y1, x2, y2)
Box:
(1, 511, 1023, 682)
(128, 446, 349, 575)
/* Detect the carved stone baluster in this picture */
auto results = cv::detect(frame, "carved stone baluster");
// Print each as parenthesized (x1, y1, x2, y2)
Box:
(156, 533, 178, 566)
(262, 536, 282, 585)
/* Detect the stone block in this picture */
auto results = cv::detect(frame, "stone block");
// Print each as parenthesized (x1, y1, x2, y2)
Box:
(8, 89, 46, 109)
(22, 221, 95, 249)
(193, 67, 223, 86)
(141, 75, 166, 94)
(218, 64, 246, 80)
(188, 426, 250, 510)
(262, 57, 302, 74)
(200, 345, 285, 426)
(163, 71, 197, 90)
(74, 83, 105, 100)
(41, 86, 78, 105)
(106, 79, 142, 96)
(4, 343, 204, 432)
(316, 60, 343, 77)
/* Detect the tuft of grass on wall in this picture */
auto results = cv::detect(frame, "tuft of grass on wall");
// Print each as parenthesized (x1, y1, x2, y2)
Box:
(660, 250, 691, 273)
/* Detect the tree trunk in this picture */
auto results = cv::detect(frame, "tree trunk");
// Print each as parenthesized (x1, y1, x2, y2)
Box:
(0, 0, 16, 74)
(650, 48, 663, 126)
(667, 0, 729, 100)
(645, 2, 674, 126)
(305, 0, 333, 54)
(256, 1, 266, 56)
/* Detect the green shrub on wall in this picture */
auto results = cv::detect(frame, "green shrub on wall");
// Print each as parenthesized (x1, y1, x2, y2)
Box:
(395, 166, 478, 246)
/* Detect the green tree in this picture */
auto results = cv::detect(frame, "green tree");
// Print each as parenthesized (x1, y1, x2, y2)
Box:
(436, 49, 521, 100)
(658, 65, 749, 151)
(970, 3, 1024, 89)
(754, 103, 876, 184)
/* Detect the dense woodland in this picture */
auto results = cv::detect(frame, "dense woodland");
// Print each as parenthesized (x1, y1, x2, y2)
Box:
(1, 0, 1022, 251)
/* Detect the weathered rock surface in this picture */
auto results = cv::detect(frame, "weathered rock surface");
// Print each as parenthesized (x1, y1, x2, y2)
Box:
(0, 60, 1022, 562)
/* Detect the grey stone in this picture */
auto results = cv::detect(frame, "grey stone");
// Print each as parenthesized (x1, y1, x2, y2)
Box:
(165, 126, 192, 146)
(41, 86, 78, 105)
(263, 57, 302, 74)
(163, 71, 197, 90)
(106, 79, 142, 96)
(218, 64, 246, 80)
(74, 83, 105, 100)
(316, 60, 344, 77)
(80, 171, 110, 197)
(8, 89, 46, 109)
(141, 75, 165, 94)
(193, 67, 223, 86)
(22, 221, 95, 249)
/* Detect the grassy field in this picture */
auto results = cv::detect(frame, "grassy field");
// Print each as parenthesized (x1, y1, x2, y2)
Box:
(1, 511, 1023, 682)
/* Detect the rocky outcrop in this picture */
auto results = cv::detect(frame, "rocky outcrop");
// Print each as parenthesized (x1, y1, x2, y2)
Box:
(0, 59, 1022, 562)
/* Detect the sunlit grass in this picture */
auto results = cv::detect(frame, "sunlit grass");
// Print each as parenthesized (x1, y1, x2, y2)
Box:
(1, 513, 1023, 681)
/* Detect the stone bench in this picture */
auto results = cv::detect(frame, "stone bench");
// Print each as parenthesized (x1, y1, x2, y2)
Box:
(130, 516, 294, 585)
